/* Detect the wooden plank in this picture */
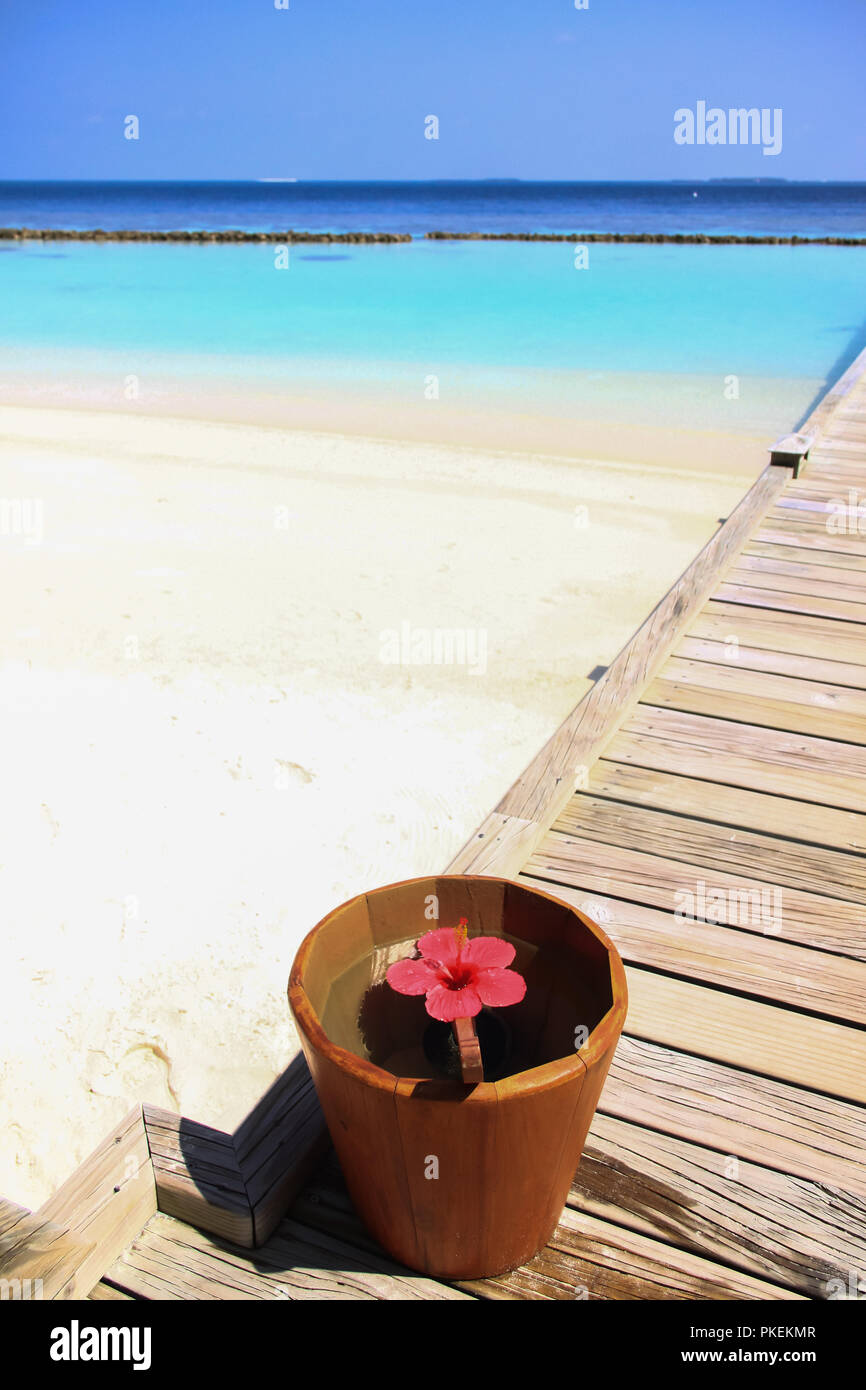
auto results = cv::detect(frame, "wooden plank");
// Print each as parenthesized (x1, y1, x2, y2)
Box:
(572, 1113, 866, 1300)
(107, 1211, 473, 1301)
(525, 830, 866, 958)
(786, 478, 866, 502)
(729, 557, 866, 603)
(794, 344, 866, 442)
(810, 441, 866, 455)
(805, 462, 866, 482)
(609, 705, 866, 814)
(539, 1208, 803, 1301)
(811, 432, 866, 444)
(587, 759, 866, 854)
(793, 456, 866, 471)
(743, 539, 866, 573)
(822, 427, 866, 443)
(144, 1106, 253, 1248)
(0, 1197, 30, 1241)
(554, 790, 866, 905)
(644, 655, 866, 743)
(776, 498, 866, 536)
(675, 633, 866, 691)
(760, 525, 866, 557)
(817, 415, 866, 429)
(691, 601, 866, 666)
(754, 523, 866, 557)
(137, 1059, 334, 1252)
(603, 1035, 866, 1197)
(622, 967, 866, 1104)
(232, 1054, 330, 1246)
(789, 469, 866, 486)
(777, 494, 862, 516)
(449, 464, 788, 875)
(808, 447, 866, 465)
(801, 474, 866, 491)
(36, 1106, 156, 1299)
(0, 1198, 91, 1301)
(470, 1207, 803, 1301)
(813, 432, 866, 444)
(88, 1280, 136, 1300)
(765, 505, 866, 540)
(122, 1049, 337, 1258)
(824, 413, 866, 428)
(714, 580, 866, 625)
(446, 810, 537, 877)
(517, 871, 866, 1022)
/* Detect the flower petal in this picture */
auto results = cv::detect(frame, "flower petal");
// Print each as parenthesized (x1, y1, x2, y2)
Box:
(416, 927, 461, 969)
(386, 958, 441, 996)
(462, 936, 515, 969)
(425, 984, 483, 1021)
(474, 967, 526, 1008)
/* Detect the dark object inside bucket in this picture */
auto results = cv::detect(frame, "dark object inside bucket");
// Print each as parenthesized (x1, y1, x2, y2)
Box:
(422, 1010, 511, 1080)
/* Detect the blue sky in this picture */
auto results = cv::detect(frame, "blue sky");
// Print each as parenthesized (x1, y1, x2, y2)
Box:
(0, 0, 863, 180)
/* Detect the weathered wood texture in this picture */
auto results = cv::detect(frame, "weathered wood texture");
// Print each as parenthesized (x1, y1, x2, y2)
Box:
(233, 1054, 330, 1246)
(571, 1113, 866, 1299)
(602, 1036, 866, 1198)
(87, 1279, 137, 1300)
(143, 1105, 253, 1247)
(29, 1107, 156, 1298)
(0, 1197, 91, 1301)
(106, 1211, 474, 1301)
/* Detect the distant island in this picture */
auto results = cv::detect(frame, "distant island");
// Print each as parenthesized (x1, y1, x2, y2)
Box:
(707, 177, 790, 185)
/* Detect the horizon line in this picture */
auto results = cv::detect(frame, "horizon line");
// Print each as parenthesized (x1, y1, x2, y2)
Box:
(3, 176, 866, 186)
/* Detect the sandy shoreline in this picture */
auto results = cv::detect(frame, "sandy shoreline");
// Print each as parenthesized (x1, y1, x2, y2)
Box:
(0, 401, 759, 1208)
(0, 354, 816, 475)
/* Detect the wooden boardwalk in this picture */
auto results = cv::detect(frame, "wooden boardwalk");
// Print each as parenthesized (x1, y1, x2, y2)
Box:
(3, 351, 866, 1301)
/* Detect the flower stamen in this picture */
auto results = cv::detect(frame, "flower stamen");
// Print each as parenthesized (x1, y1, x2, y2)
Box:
(454, 916, 469, 953)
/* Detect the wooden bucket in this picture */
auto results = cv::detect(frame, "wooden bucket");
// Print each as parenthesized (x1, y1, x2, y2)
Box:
(288, 874, 628, 1279)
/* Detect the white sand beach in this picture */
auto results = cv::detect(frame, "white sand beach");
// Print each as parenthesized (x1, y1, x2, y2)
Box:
(0, 401, 760, 1208)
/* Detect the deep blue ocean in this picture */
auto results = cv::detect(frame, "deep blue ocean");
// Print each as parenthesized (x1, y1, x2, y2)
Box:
(1, 180, 865, 237)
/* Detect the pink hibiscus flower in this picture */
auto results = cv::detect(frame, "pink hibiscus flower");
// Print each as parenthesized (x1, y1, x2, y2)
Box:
(386, 919, 526, 1022)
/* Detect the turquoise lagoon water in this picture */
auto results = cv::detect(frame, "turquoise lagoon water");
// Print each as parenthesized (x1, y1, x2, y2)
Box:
(1, 238, 864, 432)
